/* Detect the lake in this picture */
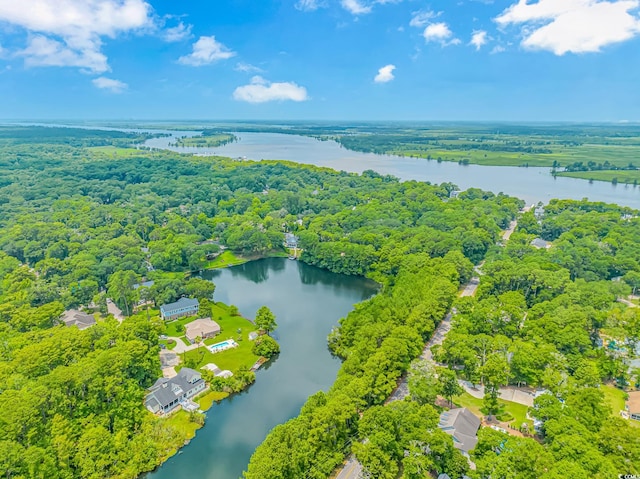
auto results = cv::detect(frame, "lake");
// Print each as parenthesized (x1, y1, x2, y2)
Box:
(144, 131, 640, 208)
(147, 258, 378, 479)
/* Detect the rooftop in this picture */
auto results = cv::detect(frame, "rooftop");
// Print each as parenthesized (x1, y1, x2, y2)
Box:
(627, 391, 640, 413)
(145, 367, 204, 412)
(60, 309, 96, 330)
(160, 297, 199, 315)
(438, 408, 481, 454)
(185, 318, 220, 341)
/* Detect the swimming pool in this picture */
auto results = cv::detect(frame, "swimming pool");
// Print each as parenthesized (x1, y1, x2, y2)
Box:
(208, 339, 238, 353)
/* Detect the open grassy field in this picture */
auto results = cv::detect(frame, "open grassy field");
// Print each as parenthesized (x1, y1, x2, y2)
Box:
(333, 125, 640, 170)
(203, 250, 248, 269)
(557, 169, 640, 184)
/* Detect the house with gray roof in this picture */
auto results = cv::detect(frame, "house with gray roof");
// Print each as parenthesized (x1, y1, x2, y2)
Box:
(145, 367, 206, 415)
(133, 280, 155, 290)
(438, 408, 481, 455)
(284, 233, 299, 248)
(160, 297, 199, 320)
(60, 309, 97, 330)
(531, 238, 551, 249)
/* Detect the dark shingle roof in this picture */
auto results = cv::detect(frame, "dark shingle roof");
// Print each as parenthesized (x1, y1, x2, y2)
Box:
(439, 408, 481, 453)
(145, 368, 204, 412)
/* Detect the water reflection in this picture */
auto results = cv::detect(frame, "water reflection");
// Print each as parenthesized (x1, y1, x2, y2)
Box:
(149, 258, 377, 479)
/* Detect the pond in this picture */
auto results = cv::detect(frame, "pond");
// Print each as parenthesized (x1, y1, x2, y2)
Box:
(146, 258, 378, 479)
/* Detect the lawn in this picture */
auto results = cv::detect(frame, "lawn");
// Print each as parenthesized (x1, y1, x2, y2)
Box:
(557, 169, 640, 185)
(163, 315, 200, 337)
(602, 384, 627, 415)
(197, 390, 230, 410)
(453, 392, 533, 429)
(203, 250, 247, 270)
(180, 303, 260, 372)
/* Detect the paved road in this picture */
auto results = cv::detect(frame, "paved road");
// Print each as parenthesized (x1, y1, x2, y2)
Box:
(617, 297, 638, 308)
(333, 211, 523, 477)
(334, 456, 363, 479)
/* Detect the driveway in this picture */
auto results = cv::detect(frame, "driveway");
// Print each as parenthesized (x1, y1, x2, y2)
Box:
(106, 299, 125, 323)
(167, 336, 200, 354)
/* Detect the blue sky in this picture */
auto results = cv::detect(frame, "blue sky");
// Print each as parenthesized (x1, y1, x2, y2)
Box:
(0, 0, 639, 121)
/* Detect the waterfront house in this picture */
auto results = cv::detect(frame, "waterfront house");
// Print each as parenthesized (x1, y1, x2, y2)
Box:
(60, 309, 97, 330)
(185, 317, 221, 344)
(145, 367, 206, 415)
(627, 391, 640, 421)
(160, 297, 199, 320)
(284, 233, 299, 248)
(438, 408, 481, 455)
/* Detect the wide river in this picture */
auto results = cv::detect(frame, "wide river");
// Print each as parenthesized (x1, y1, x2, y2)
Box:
(147, 258, 378, 479)
(144, 131, 640, 209)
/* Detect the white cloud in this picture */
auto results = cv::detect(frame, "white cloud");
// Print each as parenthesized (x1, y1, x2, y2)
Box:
(295, 0, 325, 11)
(341, 0, 372, 14)
(410, 10, 437, 27)
(92, 76, 128, 93)
(0, 0, 153, 73)
(233, 76, 309, 103)
(423, 22, 461, 45)
(235, 62, 264, 73)
(163, 22, 192, 42)
(491, 45, 506, 54)
(470, 30, 488, 50)
(178, 36, 235, 66)
(374, 64, 396, 83)
(19, 35, 109, 72)
(495, 0, 640, 55)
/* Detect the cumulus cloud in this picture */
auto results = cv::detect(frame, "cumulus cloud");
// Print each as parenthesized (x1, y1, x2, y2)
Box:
(295, 0, 325, 11)
(163, 22, 192, 42)
(374, 64, 396, 83)
(178, 36, 235, 66)
(495, 0, 640, 55)
(235, 62, 264, 73)
(0, 0, 153, 73)
(92, 76, 128, 93)
(410, 10, 437, 27)
(341, 0, 372, 14)
(340, 0, 402, 15)
(470, 30, 488, 50)
(423, 22, 460, 45)
(233, 76, 309, 103)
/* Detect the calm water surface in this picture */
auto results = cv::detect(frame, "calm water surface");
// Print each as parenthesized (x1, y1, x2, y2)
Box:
(144, 132, 640, 208)
(147, 258, 378, 479)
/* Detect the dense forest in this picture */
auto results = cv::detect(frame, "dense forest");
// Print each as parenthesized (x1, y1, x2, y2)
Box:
(245, 200, 640, 478)
(0, 126, 521, 479)
(1, 125, 638, 479)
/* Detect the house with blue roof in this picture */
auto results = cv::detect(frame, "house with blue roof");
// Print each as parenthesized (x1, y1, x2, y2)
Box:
(160, 297, 199, 321)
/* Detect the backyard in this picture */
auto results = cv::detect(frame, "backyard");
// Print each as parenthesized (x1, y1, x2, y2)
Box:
(174, 302, 261, 372)
(453, 392, 533, 430)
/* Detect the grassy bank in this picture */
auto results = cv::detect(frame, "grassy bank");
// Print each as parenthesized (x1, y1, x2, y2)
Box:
(556, 169, 640, 184)
(203, 250, 248, 269)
